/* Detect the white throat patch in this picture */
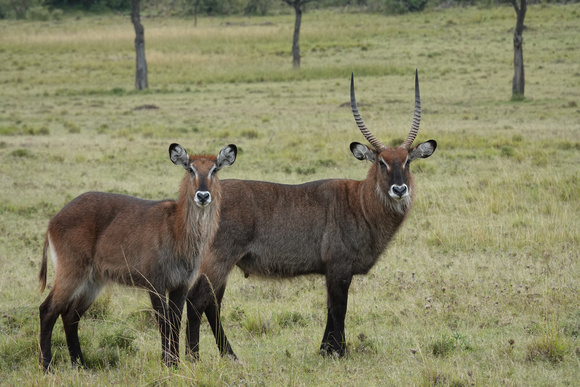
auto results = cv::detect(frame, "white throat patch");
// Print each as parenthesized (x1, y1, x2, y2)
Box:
(376, 183, 410, 215)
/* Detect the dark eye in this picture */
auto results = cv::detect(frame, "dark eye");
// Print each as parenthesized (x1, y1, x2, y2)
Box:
(208, 166, 217, 177)
(189, 166, 196, 175)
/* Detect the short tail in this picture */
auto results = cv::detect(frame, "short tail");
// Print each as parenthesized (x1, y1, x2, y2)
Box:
(39, 235, 49, 293)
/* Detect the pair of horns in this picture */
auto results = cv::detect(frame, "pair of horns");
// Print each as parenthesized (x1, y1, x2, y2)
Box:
(350, 70, 421, 151)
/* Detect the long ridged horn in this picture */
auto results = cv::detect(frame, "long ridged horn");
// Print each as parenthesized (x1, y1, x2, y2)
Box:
(401, 69, 421, 149)
(351, 73, 386, 152)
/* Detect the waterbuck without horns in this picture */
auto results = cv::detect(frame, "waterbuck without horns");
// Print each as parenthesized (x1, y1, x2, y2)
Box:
(185, 71, 437, 360)
(38, 143, 237, 371)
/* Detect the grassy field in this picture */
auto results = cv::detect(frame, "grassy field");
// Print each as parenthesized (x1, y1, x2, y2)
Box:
(1, 3, 579, 385)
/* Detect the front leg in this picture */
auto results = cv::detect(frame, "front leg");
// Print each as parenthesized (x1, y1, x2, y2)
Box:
(321, 269, 352, 357)
(319, 313, 334, 355)
(167, 287, 187, 365)
(186, 276, 211, 361)
(149, 290, 174, 366)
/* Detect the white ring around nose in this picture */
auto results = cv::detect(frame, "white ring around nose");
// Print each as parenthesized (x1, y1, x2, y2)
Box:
(194, 190, 211, 206)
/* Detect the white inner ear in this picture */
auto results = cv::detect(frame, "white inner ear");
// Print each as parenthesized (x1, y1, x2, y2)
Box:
(217, 146, 236, 169)
(411, 142, 435, 160)
(171, 146, 185, 162)
(172, 147, 191, 169)
(419, 142, 435, 155)
(352, 146, 366, 160)
(352, 144, 374, 162)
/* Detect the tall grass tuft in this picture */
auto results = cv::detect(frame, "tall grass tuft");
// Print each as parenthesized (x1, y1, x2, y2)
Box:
(526, 315, 573, 364)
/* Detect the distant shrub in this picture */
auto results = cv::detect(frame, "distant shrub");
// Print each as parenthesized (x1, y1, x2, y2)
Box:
(24, 125, 50, 135)
(201, 0, 247, 15)
(0, 0, 37, 19)
(64, 121, 81, 133)
(295, 166, 316, 175)
(245, 0, 273, 15)
(110, 87, 125, 95)
(0, 0, 65, 21)
(26, 5, 51, 21)
(500, 145, 515, 158)
(51, 8, 63, 20)
(383, 0, 427, 14)
(240, 129, 259, 139)
(44, 0, 130, 12)
(10, 148, 32, 158)
(0, 126, 20, 135)
(316, 158, 336, 168)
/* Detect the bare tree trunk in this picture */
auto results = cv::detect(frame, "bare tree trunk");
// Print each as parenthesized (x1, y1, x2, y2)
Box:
(511, 0, 527, 99)
(132, 0, 148, 90)
(292, 6, 302, 69)
(283, 0, 310, 69)
(194, 0, 200, 27)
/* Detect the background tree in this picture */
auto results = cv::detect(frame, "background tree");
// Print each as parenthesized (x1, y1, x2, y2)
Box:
(185, 0, 201, 26)
(132, 0, 148, 89)
(510, 0, 527, 100)
(282, 0, 313, 69)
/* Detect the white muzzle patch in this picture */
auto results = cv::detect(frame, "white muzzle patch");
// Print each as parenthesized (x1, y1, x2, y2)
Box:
(194, 191, 211, 207)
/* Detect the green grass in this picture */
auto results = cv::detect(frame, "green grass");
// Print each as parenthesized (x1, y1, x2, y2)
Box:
(1, 4, 579, 385)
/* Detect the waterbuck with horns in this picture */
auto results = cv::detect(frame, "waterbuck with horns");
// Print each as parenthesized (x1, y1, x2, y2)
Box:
(38, 143, 237, 371)
(185, 71, 437, 360)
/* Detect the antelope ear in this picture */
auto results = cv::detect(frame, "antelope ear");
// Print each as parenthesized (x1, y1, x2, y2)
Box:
(409, 140, 437, 161)
(350, 142, 376, 163)
(169, 143, 190, 169)
(216, 144, 237, 170)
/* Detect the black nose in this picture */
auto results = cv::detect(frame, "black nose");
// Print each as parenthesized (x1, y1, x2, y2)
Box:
(196, 191, 210, 203)
(392, 185, 407, 197)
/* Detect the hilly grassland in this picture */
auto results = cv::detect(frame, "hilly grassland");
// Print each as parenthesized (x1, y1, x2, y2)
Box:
(0, 4, 579, 385)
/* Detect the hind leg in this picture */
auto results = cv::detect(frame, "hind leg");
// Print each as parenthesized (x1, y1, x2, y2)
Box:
(61, 284, 101, 368)
(186, 262, 237, 362)
(204, 283, 236, 360)
(39, 291, 64, 372)
(40, 272, 101, 372)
